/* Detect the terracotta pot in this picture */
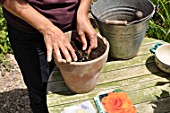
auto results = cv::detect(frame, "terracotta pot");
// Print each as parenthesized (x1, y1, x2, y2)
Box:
(54, 31, 109, 93)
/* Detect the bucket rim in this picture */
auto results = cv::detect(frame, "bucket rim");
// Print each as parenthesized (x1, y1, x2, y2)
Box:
(90, 0, 155, 25)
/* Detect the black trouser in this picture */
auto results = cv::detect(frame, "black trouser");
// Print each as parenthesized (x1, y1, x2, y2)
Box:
(7, 25, 55, 113)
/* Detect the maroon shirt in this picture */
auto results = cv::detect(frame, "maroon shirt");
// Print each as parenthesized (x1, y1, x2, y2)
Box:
(0, 0, 79, 32)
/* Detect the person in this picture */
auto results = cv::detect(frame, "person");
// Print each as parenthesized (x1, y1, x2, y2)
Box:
(0, 0, 97, 112)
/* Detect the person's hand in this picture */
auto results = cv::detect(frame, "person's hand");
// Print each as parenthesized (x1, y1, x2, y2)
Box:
(3, 0, 78, 63)
(76, 13, 97, 54)
(41, 25, 77, 63)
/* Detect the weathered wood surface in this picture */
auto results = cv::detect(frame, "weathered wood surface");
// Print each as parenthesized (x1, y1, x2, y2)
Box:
(47, 37, 170, 113)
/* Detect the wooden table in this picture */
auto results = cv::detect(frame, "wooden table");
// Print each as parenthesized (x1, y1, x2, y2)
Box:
(47, 37, 170, 113)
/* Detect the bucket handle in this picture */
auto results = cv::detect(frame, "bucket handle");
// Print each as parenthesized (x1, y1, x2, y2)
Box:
(104, 18, 147, 26)
(105, 19, 128, 25)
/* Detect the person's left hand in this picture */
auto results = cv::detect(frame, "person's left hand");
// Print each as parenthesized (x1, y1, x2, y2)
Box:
(76, 13, 97, 54)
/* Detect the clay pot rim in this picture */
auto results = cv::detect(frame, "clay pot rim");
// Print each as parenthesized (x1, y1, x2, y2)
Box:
(54, 31, 109, 65)
(69, 36, 109, 65)
(58, 32, 110, 65)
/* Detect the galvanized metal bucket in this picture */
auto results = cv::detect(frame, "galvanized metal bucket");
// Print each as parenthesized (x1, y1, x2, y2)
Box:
(91, 0, 155, 59)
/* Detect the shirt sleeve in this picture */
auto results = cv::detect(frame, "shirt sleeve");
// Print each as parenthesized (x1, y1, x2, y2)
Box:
(0, 0, 5, 5)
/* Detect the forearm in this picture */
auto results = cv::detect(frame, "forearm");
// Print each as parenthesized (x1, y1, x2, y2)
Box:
(77, 0, 92, 16)
(2, 0, 54, 34)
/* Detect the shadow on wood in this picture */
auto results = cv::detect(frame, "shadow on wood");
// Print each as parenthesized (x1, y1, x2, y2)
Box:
(150, 90, 170, 113)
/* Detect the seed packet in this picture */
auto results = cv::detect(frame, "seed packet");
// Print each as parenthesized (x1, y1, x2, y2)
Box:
(61, 100, 96, 113)
(93, 89, 137, 113)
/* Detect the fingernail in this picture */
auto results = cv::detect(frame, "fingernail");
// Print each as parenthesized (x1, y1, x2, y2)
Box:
(67, 58, 72, 63)
(74, 57, 77, 62)
(47, 57, 51, 62)
(83, 46, 86, 50)
(56, 57, 61, 63)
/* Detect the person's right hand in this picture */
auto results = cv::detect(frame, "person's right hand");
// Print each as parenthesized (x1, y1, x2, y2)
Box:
(3, 0, 77, 63)
(41, 25, 77, 63)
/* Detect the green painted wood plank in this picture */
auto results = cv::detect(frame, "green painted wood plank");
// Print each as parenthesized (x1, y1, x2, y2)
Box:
(47, 62, 161, 93)
(47, 77, 170, 113)
(48, 94, 170, 113)
(128, 84, 170, 104)
(95, 73, 170, 92)
(47, 71, 169, 94)
(47, 80, 170, 107)
(98, 62, 161, 84)
(104, 40, 168, 72)
(47, 71, 170, 107)
(47, 61, 165, 93)
(101, 53, 155, 72)
(141, 37, 162, 45)
(48, 53, 156, 83)
(138, 41, 166, 55)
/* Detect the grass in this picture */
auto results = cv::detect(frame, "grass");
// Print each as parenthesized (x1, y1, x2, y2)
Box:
(0, 6, 13, 71)
(147, 0, 170, 43)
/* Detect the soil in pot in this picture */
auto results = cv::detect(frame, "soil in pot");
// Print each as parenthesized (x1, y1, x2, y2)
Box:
(69, 36, 106, 62)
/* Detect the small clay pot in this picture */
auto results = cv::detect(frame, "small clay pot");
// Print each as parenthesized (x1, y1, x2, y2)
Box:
(54, 31, 109, 93)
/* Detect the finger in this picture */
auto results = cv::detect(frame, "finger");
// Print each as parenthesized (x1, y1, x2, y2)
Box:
(87, 34, 98, 54)
(92, 31, 98, 48)
(67, 45, 77, 62)
(76, 36, 82, 43)
(79, 32, 87, 50)
(46, 45, 53, 62)
(59, 45, 72, 63)
(87, 44, 96, 55)
(53, 46, 64, 63)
